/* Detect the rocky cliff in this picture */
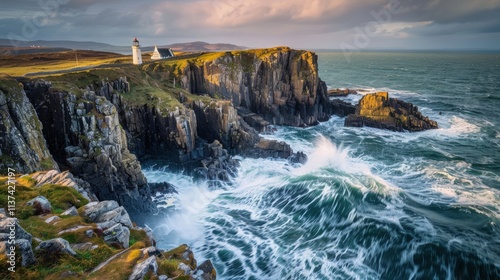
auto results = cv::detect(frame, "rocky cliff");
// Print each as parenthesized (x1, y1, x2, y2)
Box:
(345, 92, 438, 132)
(0, 77, 58, 174)
(23, 81, 154, 214)
(0, 171, 215, 279)
(169, 47, 332, 127)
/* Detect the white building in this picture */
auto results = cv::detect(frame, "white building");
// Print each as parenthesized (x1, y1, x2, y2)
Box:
(132, 38, 142, 65)
(151, 45, 175, 60)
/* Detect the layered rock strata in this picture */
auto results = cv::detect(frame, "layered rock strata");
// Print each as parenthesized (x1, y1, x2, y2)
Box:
(345, 92, 438, 132)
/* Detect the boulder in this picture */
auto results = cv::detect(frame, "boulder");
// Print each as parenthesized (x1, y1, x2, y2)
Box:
(289, 151, 308, 165)
(197, 260, 217, 280)
(45, 215, 61, 223)
(35, 238, 77, 257)
(61, 206, 78, 216)
(83, 201, 120, 221)
(345, 92, 438, 132)
(83, 200, 133, 229)
(94, 206, 133, 229)
(103, 223, 130, 249)
(128, 256, 158, 280)
(26, 196, 52, 214)
(17, 239, 36, 267)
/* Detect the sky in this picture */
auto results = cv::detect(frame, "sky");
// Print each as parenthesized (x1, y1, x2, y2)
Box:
(1, 0, 500, 50)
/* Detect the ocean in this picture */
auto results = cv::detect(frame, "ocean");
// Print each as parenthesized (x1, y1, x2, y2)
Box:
(143, 51, 500, 279)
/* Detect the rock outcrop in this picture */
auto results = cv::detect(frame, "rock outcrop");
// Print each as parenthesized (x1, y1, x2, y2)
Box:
(345, 92, 438, 132)
(0, 78, 58, 173)
(23, 81, 155, 214)
(177, 48, 332, 127)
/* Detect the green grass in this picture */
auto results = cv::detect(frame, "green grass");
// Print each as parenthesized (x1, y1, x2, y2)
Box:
(38, 184, 89, 210)
(129, 229, 151, 247)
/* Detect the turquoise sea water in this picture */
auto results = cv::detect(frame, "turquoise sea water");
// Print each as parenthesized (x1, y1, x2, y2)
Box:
(144, 51, 500, 279)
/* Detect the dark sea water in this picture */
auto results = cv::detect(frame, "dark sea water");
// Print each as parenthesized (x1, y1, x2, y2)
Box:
(144, 51, 500, 279)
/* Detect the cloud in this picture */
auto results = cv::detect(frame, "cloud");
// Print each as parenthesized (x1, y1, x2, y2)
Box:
(0, 0, 499, 48)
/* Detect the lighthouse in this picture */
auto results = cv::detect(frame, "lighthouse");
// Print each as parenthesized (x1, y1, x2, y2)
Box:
(132, 38, 142, 65)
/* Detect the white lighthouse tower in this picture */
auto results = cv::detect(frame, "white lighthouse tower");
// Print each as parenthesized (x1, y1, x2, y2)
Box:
(132, 37, 142, 65)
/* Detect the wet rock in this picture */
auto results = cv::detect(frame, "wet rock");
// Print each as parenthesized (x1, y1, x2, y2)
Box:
(331, 99, 356, 117)
(149, 182, 177, 195)
(345, 92, 439, 132)
(35, 238, 77, 257)
(289, 151, 308, 164)
(128, 255, 158, 280)
(197, 260, 217, 280)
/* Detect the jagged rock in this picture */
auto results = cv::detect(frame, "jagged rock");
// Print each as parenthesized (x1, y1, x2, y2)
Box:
(289, 151, 308, 164)
(103, 223, 130, 249)
(197, 260, 217, 280)
(149, 182, 177, 195)
(128, 255, 158, 280)
(327, 88, 358, 97)
(345, 92, 438, 132)
(179, 48, 332, 127)
(245, 139, 293, 159)
(236, 106, 270, 133)
(0, 80, 58, 174)
(30, 170, 97, 202)
(331, 99, 356, 117)
(61, 206, 78, 216)
(26, 196, 52, 214)
(194, 140, 239, 182)
(95, 206, 133, 229)
(45, 215, 61, 223)
(83, 201, 133, 229)
(35, 238, 77, 257)
(23, 82, 155, 215)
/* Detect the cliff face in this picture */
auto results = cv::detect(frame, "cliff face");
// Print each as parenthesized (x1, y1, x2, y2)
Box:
(23, 81, 154, 214)
(178, 48, 332, 127)
(0, 79, 58, 173)
(96, 79, 199, 162)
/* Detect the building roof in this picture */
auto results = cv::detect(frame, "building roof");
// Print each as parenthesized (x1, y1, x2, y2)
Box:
(151, 46, 174, 59)
(133, 37, 139, 42)
(156, 48, 174, 57)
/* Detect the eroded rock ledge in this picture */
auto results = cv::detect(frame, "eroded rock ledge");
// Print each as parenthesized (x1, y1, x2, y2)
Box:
(345, 92, 438, 132)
